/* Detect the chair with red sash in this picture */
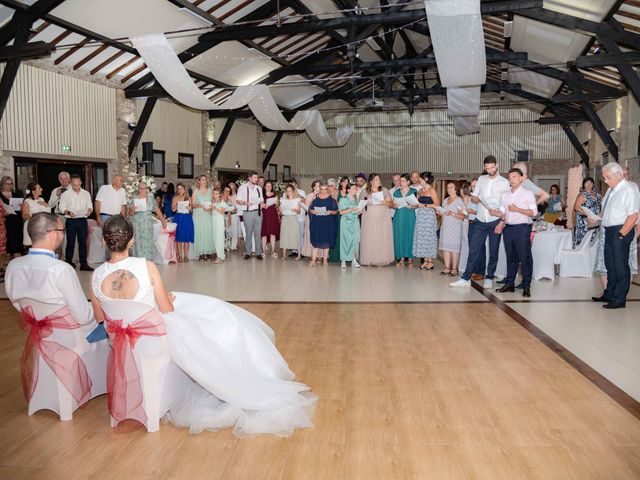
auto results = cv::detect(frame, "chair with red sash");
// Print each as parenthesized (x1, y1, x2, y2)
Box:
(100, 299, 193, 432)
(17, 299, 109, 421)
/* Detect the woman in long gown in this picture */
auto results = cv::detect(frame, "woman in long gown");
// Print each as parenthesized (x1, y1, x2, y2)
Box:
(21, 182, 51, 248)
(359, 173, 394, 266)
(129, 181, 165, 260)
(302, 180, 320, 258)
(437, 181, 466, 276)
(191, 175, 215, 261)
(412, 172, 439, 270)
(90, 215, 317, 438)
(171, 183, 194, 262)
(573, 177, 601, 248)
(210, 188, 226, 263)
(328, 177, 348, 263)
(309, 182, 339, 266)
(338, 183, 362, 268)
(392, 174, 418, 266)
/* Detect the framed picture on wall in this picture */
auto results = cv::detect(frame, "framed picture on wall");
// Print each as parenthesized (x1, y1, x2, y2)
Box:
(268, 164, 277, 181)
(149, 150, 165, 177)
(178, 153, 194, 179)
(283, 165, 291, 181)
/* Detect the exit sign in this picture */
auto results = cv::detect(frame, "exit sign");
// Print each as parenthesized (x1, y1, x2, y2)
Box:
(61, 145, 71, 152)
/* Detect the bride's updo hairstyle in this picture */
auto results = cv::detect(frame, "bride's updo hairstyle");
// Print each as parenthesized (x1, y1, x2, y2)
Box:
(103, 214, 134, 253)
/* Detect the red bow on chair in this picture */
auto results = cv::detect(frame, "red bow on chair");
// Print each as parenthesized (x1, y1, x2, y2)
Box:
(104, 309, 167, 426)
(19, 305, 92, 405)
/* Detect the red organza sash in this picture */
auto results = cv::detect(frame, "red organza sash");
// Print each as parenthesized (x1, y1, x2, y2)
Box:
(19, 305, 92, 405)
(104, 309, 166, 426)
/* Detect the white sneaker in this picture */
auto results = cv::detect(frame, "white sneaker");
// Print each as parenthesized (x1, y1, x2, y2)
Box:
(483, 279, 493, 289)
(449, 278, 471, 287)
(341, 261, 347, 269)
(352, 259, 360, 268)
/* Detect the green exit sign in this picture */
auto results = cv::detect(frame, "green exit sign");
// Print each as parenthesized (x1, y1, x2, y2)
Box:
(61, 145, 71, 152)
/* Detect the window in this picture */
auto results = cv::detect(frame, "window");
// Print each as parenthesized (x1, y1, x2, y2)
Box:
(149, 150, 165, 177)
(283, 165, 291, 182)
(268, 164, 277, 181)
(178, 153, 194, 179)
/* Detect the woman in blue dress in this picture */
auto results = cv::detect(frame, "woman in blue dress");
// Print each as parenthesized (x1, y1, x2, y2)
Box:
(309, 182, 339, 266)
(573, 177, 601, 248)
(392, 174, 418, 266)
(172, 182, 194, 262)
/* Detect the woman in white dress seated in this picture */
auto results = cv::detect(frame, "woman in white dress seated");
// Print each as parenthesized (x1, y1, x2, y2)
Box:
(90, 215, 316, 437)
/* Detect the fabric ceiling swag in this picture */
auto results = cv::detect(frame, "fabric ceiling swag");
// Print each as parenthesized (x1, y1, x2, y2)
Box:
(131, 34, 352, 148)
(424, 0, 485, 135)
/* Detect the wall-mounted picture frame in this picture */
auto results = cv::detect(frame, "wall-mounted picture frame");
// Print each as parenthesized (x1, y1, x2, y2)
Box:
(268, 164, 277, 181)
(283, 165, 291, 181)
(178, 153, 194, 179)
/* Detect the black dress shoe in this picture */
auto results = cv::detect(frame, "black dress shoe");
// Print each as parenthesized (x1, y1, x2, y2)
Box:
(522, 288, 531, 297)
(256, 255, 263, 261)
(80, 264, 94, 272)
(65, 260, 77, 269)
(244, 254, 251, 260)
(496, 285, 515, 293)
(591, 295, 611, 302)
(603, 303, 625, 309)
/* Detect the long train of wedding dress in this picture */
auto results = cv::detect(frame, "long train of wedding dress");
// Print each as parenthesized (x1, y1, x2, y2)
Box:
(92, 257, 316, 437)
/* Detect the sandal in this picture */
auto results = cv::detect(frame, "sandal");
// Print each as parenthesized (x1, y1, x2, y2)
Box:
(440, 268, 451, 275)
(450, 269, 458, 277)
(396, 260, 404, 267)
(177, 256, 183, 263)
(272, 252, 278, 258)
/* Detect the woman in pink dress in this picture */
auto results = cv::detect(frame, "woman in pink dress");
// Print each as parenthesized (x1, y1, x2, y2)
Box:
(359, 173, 395, 266)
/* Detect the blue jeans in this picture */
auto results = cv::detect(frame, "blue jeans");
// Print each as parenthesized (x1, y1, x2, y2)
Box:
(65, 217, 88, 265)
(462, 219, 501, 281)
(467, 220, 486, 275)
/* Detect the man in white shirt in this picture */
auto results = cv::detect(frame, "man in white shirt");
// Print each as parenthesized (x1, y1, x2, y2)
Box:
(494, 168, 538, 297)
(5, 212, 95, 335)
(48, 171, 71, 214)
(592, 162, 640, 309)
(236, 172, 264, 260)
(451, 155, 510, 289)
(59, 174, 94, 271)
(290, 178, 306, 256)
(94, 175, 126, 226)
(409, 170, 424, 192)
(389, 174, 401, 194)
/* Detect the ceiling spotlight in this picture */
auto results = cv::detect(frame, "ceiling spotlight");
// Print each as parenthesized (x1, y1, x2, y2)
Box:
(234, 161, 240, 169)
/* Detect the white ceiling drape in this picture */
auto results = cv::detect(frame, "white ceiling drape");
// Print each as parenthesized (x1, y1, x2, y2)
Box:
(424, 0, 485, 135)
(131, 34, 352, 148)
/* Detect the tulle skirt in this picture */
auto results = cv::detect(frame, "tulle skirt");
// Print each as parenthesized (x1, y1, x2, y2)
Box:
(162, 292, 317, 437)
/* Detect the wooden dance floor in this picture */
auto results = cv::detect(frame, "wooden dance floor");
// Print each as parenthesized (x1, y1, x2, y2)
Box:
(1, 300, 640, 479)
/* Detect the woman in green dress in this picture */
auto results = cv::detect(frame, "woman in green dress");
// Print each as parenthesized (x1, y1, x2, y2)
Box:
(210, 187, 226, 263)
(338, 182, 362, 268)
(328, 177, 348, 262)
(191, 175, 215, 261)
(130, 180, 166, 260)
(392, 174, 418, 266)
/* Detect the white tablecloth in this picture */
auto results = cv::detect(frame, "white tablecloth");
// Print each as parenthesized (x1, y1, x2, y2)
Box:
(531, 229, 572, 280)
(152, 222, 179, 264)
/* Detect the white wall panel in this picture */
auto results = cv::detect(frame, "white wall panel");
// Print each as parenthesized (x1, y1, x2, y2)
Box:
(0, 64, 116, 160)
(213, 119, 259, 171)
(296, 108, 574, 175)
(136, 99, 203, 165)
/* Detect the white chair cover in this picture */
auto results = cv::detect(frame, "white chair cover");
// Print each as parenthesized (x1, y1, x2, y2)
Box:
(17, 299, 108, 421)
(559, 229, 598, 278)
(100, 299, 194, 432)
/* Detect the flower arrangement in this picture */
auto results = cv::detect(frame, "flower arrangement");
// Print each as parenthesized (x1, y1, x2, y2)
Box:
(121, 162, 157, 200)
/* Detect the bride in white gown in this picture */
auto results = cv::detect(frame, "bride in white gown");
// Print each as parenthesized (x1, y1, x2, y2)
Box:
(90, 215, 316, 437)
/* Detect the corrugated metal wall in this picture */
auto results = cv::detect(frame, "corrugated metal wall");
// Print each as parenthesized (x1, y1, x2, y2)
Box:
(213, 119, 259, 171)
(0, 64, 116, 160)
(296, 108, 574, 175)
(136, 99, 204, 166)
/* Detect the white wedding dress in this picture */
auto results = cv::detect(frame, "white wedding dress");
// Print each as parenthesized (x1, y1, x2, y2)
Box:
(91, 257, 316, 437)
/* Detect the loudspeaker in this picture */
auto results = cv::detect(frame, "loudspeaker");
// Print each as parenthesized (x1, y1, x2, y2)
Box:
(141, 142, 153, 164)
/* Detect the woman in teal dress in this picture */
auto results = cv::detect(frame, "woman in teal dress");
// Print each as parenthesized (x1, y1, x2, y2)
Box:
(392, 174, 418, 266)
(338, 183, 362, 268)
(191, 175, 215, 261)
(130, 180, 166, 260)
(329, 177, 349, 262)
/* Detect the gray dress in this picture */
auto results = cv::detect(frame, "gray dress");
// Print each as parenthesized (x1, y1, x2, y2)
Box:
(439, 197, 465, 253)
